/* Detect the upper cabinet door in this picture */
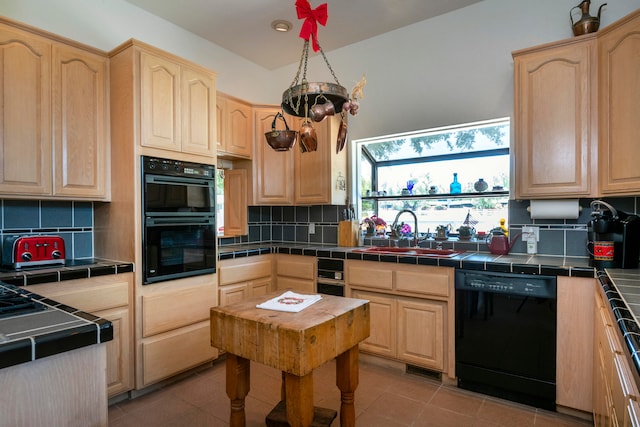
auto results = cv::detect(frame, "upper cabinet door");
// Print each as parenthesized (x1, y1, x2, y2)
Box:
(598, 11, 640, 195)
(0, 26, 52, 196)
(224, 98, 252, 158)
(52, 43, 109, 199)
(252, 107, 293, 205)
(181, 66, 215, 156)
(513, 36, 597, 199)
(216, 94, 253, 159)
(294, 115, 347, 205)
(140, 52, 180, 152)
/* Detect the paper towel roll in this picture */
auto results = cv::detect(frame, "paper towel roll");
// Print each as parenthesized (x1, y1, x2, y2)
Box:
(528, 199, 581, 219)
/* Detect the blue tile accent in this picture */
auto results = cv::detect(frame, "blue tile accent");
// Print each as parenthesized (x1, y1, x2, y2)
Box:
(73, 202, 93, 227)
(73, 232, 93, 258)
(41, 201, 73, 228)
(3, 200, 40, 229)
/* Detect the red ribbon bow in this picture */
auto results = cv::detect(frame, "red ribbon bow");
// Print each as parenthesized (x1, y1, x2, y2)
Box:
(296, 0, 328, 52)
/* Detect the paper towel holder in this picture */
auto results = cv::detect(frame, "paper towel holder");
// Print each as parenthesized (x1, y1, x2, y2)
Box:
(526, 199, 582, 219)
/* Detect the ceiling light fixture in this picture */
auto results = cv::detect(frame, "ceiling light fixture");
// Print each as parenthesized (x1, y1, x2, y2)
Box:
(273, 0, 366, 154)
(271, 20, 292, 32)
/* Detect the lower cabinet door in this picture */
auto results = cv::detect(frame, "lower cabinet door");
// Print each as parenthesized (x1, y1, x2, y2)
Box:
(350, 290, 396, 358)
(397, 298, 444, 371)
(219, 283, 249, 307)
(96, 306, 133, 397)
(141, 321, 217, 386)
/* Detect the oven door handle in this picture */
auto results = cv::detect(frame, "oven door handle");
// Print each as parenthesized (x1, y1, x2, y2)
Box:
(145, 174, 213, 187)
(146, 217, 215, 226)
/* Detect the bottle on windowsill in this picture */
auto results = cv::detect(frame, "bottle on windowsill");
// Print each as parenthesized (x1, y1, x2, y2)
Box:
(450, 173, 462, 194)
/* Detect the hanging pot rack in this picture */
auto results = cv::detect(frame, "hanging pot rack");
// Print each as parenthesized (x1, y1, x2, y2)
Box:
(281, 39, 349, 118)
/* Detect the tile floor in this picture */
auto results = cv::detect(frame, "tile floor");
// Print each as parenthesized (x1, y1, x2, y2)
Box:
(108, 357, 593, 427)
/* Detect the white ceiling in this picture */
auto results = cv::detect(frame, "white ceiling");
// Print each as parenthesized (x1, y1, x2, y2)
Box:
(123, 0, 485, 70)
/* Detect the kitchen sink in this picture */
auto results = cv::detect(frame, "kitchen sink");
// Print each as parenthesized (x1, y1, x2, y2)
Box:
(352, 247, 464, 258)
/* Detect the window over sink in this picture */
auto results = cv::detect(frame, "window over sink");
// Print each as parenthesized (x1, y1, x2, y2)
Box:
(354, 118, 510, 237)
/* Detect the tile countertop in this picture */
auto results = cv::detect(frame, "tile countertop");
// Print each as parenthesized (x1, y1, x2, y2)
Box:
(0, 258, 134, 286)
(0, 283, 113, 370)
(218, 243, 596, 277)
(600, 268, 640, 380)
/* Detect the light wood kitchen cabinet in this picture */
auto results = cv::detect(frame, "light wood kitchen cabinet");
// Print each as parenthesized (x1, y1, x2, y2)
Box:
(247, 106, 347, 206)
(598, 10, 640, 195)
(557, 276, 595, 413)
(513, 34, 597, 199)
(33, 273, 134, 398)
(0, 18, 109, 200)
(223, 168, 248, 237)
(346, 260, 452, 374)
(218, 254, 273, 307)
(138, 276, 218, 387)
(397, 297, 445, 370)
(593, 283, 640, 426)
(52, 43, 109, 199)
(275, 253, 316, 293)
(110, 39, 216, 161)
(217, 93, 253, 158)
(293, 114, 348, 205)
(250, 107, 294, 205)
(350, 290, 396, 358)
(139, 49, 216, 156)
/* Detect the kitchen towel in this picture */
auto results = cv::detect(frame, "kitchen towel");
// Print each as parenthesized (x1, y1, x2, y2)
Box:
(256, 291, 322, 313)
(528, 199, 581, 219)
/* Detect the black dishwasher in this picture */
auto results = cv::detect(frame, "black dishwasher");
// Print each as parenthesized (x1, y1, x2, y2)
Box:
(455, 269, 557, 411)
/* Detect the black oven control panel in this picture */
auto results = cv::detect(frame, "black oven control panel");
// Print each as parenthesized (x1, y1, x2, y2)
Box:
(142, 156, 214, 179)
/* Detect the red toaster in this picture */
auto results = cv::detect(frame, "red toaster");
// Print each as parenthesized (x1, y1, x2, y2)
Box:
(3, 235, 66, 269)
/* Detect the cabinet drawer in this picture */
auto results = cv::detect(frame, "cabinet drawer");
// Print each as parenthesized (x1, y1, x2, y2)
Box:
(34, 275, 130, 313)
(395, 267, 451, 297)
(142, 321, 217, 386)
(276, 277, 315, 293)
(348, 264, 393, 290)
(142, 284, 216, 336)
(276, 255, 315, 280)
(219, 258, 272, 285)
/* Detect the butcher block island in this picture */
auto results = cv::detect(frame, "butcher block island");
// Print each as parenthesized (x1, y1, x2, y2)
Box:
(210, 292, 370, 427)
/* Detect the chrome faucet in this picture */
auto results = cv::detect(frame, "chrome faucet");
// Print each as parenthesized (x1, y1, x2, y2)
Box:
(392, 209, 419, 247)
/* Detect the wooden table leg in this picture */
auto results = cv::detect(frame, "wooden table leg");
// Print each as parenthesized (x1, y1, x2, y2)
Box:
(336, 346, 359, 427)
(284, 371, 314, 427)
(226, 353, 250, 427)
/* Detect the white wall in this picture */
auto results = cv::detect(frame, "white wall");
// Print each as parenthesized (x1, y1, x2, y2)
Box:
(0, 0, 638, 143)
(266, 0, 639, 142)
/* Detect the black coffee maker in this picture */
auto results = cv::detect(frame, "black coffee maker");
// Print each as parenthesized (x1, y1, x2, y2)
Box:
(588, 200, 640, 269)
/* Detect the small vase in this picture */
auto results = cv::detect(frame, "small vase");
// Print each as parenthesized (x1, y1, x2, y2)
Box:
(450, 173, 461, 194)
(474, 178, 488, 192)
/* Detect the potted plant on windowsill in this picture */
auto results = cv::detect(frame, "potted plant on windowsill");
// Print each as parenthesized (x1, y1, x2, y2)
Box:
(363, 215, 386, 237)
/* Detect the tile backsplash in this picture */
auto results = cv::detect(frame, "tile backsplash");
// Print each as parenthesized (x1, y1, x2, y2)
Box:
(0, 200, 94, 260)
(219, 205, 342, 247)
(220, 197, 640, 260)
(4, 196, 636, 261)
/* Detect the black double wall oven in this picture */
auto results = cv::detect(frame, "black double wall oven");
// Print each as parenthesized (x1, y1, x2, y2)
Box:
(141, 156, 216, 284)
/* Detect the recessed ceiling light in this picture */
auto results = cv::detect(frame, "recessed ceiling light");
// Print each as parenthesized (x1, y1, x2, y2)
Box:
(271, 20, 292, 32)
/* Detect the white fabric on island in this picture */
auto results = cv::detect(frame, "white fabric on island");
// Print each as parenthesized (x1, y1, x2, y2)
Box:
(256, 291, 322, 313)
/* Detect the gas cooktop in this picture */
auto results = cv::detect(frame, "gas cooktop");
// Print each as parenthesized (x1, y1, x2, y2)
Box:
(0, 286, 48, 319)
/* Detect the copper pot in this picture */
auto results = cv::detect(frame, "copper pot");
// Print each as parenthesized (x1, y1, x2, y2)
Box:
(265, 112, 297, 151)
(299, 120, 318, 152)
(309, 102, 335, 122)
